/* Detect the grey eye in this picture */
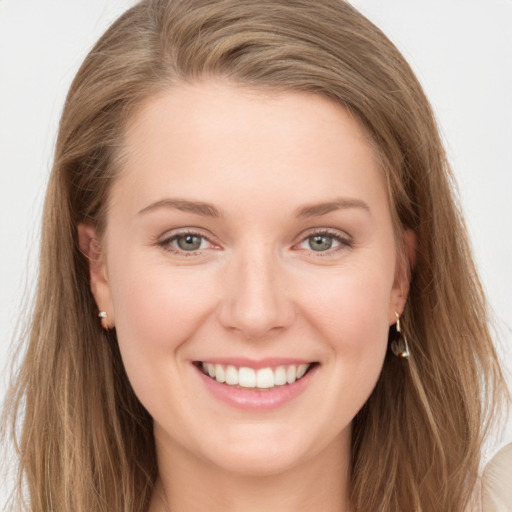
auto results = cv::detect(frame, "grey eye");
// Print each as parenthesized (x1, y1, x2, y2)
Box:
(308, 235, 334, 251)
(176, 234, 204, 251)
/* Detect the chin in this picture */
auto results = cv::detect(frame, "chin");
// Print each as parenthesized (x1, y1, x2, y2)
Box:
(198, 424, 341, 478)
(208, 447, 306, 478)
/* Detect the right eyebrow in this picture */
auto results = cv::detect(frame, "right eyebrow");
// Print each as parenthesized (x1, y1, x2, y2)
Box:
(137, 198, 221, 218)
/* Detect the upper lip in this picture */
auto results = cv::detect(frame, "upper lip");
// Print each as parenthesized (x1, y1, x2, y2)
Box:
(194, 357, 316, 369)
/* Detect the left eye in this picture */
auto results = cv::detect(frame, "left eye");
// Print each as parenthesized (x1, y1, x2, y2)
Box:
(298, 233, 347, 252)
(167, 233, 211, 252)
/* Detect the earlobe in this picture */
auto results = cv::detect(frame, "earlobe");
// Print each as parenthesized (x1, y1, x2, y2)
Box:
(77, 223, 115, 327)
(390, 229, 417, 321)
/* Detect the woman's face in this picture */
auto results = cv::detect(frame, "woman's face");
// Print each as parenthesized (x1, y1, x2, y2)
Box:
(82, 82, 411, 476)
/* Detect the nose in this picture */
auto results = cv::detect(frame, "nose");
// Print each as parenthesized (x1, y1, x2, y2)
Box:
(217, 247, 296, 340)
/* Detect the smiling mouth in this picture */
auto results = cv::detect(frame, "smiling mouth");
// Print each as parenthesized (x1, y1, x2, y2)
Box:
(194, 361, 318, 390)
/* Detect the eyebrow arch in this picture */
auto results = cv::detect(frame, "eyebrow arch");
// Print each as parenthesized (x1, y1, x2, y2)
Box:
(138, 198, 221, 217)
(295, 198, 370, 217)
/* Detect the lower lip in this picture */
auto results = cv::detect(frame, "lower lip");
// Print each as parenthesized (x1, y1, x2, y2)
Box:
(194, 364, 318, 410)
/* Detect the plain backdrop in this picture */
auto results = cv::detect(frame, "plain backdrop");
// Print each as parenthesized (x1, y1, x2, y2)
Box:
(1, 0, 511, 503)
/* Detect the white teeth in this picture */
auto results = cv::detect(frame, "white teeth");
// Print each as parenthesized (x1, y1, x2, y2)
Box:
(200, 362, 312, 389)
(239, 367, 256, 387)
(225, 365, 238, 385)
(215, 364, 225, 383)
(274, 366, 287, 386)
(296, 364, 309, 379)
(256, 368, 274, 388)
(286, 365, 296, 384)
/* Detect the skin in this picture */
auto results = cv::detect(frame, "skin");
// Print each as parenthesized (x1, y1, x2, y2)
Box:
(79, 81, 414, 512)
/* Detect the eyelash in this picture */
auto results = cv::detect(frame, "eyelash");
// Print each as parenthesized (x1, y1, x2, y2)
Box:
(158, 228, 353, 256)
(296, 228, 353, 255)
(158, 229, 217, 256)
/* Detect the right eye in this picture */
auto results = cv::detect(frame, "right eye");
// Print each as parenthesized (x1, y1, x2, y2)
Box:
(159, 231, 215, 254)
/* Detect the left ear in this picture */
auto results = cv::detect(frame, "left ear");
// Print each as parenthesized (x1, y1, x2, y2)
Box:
(389, 229, 417, 324)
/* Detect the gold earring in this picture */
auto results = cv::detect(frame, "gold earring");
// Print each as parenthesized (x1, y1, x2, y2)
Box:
(390, 312, 410, 359)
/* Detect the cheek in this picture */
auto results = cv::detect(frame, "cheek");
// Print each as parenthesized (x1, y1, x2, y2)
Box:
(110, 258, 213, 348)
(106, 256, 220, 424)
(106, 253, 218, 406)
(301, 267, 393, 350)
(300, 270, 391, 419)
(300, 265, 391, 387)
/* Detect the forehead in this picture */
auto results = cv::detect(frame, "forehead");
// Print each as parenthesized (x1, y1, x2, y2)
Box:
(124, 81, 374, 155)
(113, 81, 388, 217)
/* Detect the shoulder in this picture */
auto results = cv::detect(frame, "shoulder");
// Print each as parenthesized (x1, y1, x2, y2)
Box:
(482, 442, 512, 512)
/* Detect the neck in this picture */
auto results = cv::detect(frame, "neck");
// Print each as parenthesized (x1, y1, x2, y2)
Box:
(149, 430, 352, 512)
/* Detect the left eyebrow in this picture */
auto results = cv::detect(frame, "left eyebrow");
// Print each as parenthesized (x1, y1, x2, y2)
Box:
(295, 197, 371, 218)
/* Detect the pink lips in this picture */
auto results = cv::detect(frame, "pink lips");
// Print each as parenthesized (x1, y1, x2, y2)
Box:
(193, 359, 318, 410)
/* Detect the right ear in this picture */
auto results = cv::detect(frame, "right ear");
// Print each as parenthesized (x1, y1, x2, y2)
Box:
(78, 223, 115, 328)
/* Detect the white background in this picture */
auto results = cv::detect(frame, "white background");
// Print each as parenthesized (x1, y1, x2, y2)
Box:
(1, 0, 511, 503)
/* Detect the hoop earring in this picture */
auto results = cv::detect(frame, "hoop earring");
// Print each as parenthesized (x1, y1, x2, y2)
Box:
(390, 312, 410, 359)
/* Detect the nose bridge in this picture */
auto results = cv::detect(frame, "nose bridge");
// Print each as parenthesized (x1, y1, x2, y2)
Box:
(219, 242, 294, 339)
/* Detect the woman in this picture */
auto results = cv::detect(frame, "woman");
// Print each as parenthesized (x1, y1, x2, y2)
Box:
(1, 0, 508, 511)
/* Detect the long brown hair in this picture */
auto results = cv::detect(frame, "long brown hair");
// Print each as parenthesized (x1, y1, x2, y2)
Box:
(2, 1, 507, 510)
